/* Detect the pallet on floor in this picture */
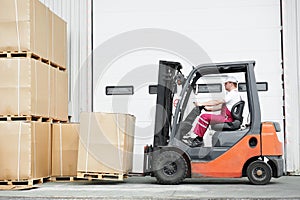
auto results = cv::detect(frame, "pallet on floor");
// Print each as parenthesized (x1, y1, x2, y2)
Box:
(77, 172, 126, 181)
(0, 177, 48, 187)
(49, 176, 78, 182)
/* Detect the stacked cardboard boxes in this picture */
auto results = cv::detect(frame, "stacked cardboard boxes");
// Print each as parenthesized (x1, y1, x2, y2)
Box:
(0, 0, 69, 183)
(0, 0, 136, 183)
(0, 0, 68, 121)
(52, 112, 136, 180)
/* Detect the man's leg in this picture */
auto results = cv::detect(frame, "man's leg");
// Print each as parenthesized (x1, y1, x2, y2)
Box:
(194, 113, 212, 137)
(191, 114, 228, 147)
(177, 106, 204, 140)
(183, 106, 204, 124)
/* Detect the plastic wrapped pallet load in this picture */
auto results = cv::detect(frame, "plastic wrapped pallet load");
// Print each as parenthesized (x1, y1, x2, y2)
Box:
(0, 58, 68, 121)
(52, 123, 79, 177)
(77, 112, 135, 178)
(0, 121, 51, 181)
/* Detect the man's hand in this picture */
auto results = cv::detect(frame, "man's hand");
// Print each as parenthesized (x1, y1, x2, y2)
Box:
(193, 102, 202, 106)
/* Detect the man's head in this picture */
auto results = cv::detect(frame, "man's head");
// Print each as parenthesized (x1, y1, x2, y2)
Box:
(224, 76, 238, 91)
(175, 73, 184, 85)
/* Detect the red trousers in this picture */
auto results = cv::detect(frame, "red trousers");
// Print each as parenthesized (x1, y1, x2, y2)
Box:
(193, 106, 233, 137)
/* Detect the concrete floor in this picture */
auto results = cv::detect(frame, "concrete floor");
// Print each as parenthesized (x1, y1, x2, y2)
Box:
(0, 176, 299, 199)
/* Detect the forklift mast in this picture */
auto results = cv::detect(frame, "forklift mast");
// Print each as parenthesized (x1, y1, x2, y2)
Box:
(153, 60, 182, 147)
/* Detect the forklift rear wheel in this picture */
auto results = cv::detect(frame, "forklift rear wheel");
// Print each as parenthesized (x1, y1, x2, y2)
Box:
(153, 151, 188, 185)
(246, 160, 272, 185)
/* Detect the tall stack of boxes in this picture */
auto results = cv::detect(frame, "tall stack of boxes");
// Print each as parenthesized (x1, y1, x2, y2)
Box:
(0, 0, 136, 184)
(0, 0, 70, 182)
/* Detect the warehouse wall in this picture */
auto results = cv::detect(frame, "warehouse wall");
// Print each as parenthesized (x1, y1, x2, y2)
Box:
(39, 0, 93, 122)
(282, 0, 300, 175)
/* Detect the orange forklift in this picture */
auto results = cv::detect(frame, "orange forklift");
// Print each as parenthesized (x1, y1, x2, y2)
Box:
(144, 60, 283, 185)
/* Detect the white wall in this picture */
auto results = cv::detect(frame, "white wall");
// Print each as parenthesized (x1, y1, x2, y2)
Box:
(40, 0, 93, 122)
(282, 0, 300, 175)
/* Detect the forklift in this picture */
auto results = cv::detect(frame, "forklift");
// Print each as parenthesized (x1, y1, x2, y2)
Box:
(144, 60, 283, 185)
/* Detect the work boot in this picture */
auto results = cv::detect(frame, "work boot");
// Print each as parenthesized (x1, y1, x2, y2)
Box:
(182, 134, 192, 145)
(190, 136, 204, 148)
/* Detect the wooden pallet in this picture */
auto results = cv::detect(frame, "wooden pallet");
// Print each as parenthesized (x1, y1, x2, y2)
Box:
(50, 61, 66, 71)
(0, 177, 48, 187)
(49, 176, 78, 182)
(0, 51, 66, 71)
(0, 115, 52, 122)
(0, 51, 40, 60)
(77, 172, 126, 181)
(51, 119, 69, 123)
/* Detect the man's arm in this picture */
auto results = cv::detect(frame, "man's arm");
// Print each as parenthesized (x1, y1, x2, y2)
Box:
(194, 99, 225, 107)
(204, 104, 223, 111)
(194, 99, 225, 111)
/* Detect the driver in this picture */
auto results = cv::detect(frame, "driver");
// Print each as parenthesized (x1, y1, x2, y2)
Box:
(191, 76, 241, 147)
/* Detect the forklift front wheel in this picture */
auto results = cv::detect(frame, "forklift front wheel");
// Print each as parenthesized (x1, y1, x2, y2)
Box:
(246, 160, 272, 185)
(153, 151, 188, 185)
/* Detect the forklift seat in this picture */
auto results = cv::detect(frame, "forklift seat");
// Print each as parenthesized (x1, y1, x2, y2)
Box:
(211, 100, 245, 131)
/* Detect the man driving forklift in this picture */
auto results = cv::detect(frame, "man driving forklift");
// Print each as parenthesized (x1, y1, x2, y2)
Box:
(189, 76, 241, 147)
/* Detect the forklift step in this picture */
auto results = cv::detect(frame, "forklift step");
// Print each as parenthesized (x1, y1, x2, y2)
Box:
(212, 128, 249, 147)
(187, 147, 212, 160)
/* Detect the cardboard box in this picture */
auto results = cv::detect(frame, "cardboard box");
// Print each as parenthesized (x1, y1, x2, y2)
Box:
(77, 112, 135, 174)
(52, 123, 79, 177)
(0, 0, 67, 69)
(0, 58, 49, 117)
(0, 0, 48, 60)
(51, 12, 67, 68)
(55, 69, 68, 121)
(0, 121, 51, 181)
(0, 58, 68, 121)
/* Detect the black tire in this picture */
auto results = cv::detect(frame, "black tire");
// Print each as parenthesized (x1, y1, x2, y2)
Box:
(246, 160, 272, 185)
(153, 151, 188, 185)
